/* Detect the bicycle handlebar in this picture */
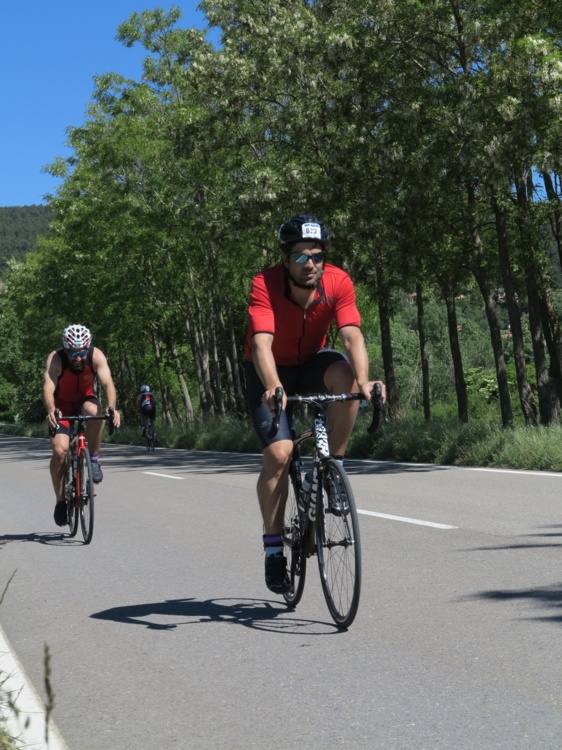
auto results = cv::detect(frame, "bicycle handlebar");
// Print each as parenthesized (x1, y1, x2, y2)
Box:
(55, 412, 116, 436)
(269, 385, 387, 438)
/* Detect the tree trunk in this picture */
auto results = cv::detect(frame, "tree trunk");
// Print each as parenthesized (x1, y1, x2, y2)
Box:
(472, 266, 513, 427)
(374, 249, 399, 417)
(415, 282, 431, 420)
(491, 196, 537, 425)
(541, 170, 562, 270)
(150, 328, 173, 425)
(444, 288, 468, 422)
(209, 310, 226, 416)
(185, 312, 214, 417)
(166, 335, 194, 423)
(515, 177, 554, 424)
(188, 281, 217, 417)
(465, 180, 513, 426)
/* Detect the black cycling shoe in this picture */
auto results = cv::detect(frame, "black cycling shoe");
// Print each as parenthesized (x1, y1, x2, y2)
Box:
(265, 554, 291, 594)
(54, 500, 68, 526)
(91, 461, 103, 484)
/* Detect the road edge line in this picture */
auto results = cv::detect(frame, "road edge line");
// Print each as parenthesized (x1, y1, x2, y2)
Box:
(0, 622, 69, 750)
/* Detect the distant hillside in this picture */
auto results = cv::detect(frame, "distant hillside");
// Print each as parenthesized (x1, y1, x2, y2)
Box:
(0, 205, 52, 274)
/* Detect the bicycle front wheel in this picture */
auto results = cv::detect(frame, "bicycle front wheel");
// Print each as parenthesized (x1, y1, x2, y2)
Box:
(316, 458, 361, 628)
(79, 448, 95, 544)
(64, 453, 78, 538)
(282, 462, 306, 607)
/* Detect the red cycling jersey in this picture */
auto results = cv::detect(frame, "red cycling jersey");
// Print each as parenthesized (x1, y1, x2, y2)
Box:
(54, 348, 97, 411)
(244, 263, 361, 366)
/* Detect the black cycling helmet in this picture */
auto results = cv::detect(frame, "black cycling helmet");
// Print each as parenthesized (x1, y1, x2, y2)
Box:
(278, 214, 330, 250)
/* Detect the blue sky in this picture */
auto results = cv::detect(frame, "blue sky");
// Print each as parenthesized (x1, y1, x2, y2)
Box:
(0, 1, 214, 207)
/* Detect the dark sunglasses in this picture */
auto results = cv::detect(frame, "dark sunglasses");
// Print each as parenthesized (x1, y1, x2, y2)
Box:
(68, 348, 89, 360)
(289, 251, 325, 265)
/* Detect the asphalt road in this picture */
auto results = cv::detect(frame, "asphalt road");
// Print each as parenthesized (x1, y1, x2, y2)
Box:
(1, 434, 562, 749)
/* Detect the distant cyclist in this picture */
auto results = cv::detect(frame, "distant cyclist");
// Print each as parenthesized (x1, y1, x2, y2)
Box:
(43, 324, 121, 526)
(138, 385, 156, 434)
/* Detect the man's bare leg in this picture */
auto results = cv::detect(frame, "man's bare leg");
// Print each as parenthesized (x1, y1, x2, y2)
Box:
(50, 433, 69, 501)
(257, 439, 293, 534)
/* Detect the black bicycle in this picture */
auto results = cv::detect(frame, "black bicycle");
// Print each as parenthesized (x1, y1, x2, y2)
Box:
(57, 413, 114, 544)
(272, 385, 385, 629)
(143, 417, 157, 452)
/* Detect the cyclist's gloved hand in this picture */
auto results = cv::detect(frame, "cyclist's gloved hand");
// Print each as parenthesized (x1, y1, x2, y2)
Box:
(262, 385, 286, 416)
(359, 380, 386, 404)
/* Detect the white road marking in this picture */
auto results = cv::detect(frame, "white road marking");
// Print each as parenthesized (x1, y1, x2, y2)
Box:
(0, 623, 69, 750)
(466, 466, 562, 478)
(346, 457, 562, 478)
(143, 471, 183, 480)
(358, 509, 458, 529)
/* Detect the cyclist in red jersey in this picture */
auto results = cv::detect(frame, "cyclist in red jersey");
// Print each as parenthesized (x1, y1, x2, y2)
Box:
(43, 324, 121, 526)
(244, 214, 386, 593)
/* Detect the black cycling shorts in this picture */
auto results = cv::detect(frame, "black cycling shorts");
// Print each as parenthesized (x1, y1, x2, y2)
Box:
(245, 349, 347, 447)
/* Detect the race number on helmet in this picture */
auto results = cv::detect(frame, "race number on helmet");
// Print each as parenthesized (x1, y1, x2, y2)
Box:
(277, 214, 330, 246)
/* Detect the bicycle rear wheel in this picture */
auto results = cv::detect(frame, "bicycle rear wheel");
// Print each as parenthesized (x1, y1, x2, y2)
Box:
(79, 448, 95, 544)
(145, 420, 155, 452)
(316, 458, 361, 628)
(282, 461, 306, 607)
(64, 453, 78, 538)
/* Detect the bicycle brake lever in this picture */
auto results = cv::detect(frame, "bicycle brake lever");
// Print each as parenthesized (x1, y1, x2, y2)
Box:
(367, 383, 388, 434)
(268, 386, 284, 437)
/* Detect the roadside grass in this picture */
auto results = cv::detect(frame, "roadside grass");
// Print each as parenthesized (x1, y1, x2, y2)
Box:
(2, 412, 562, 471)
(1, 572, 22, 750)
(0, 573, 54, 750)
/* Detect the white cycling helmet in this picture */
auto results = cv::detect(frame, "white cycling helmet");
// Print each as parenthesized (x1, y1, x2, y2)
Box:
(140, 385, 151, 393)
(62, 324, 92, 350)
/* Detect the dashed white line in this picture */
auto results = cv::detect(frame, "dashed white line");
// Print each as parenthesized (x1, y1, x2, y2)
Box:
(143, 471, 183, 480)
(358, 509, 458, 529)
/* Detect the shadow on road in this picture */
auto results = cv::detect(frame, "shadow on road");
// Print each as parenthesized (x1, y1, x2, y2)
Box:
(90, 596, 340, 635)
(0, 434, 445, 477)
(466, 525, 562, 552)
(464, 583, 562, 625)
(0, 532, 82, 547)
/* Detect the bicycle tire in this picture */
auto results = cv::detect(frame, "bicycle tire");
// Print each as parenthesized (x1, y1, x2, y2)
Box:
(64, 453, 78, 538)
(282, 461, 306, 607)
(316, 458, 361, 628)
(79, 448, 95, 544)
(145, 420, 155, 452)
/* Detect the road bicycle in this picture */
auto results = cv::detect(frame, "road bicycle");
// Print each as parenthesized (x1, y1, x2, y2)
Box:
(143, 417, 157, 452)
(272, 385, 385, 629)
(56, 413, 114, 544)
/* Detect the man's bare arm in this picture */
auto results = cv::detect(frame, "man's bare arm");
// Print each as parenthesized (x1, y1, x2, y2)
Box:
(252, 333, 286, 413)
(92, 348, 121, 427)
(338, 326, 386, 401)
